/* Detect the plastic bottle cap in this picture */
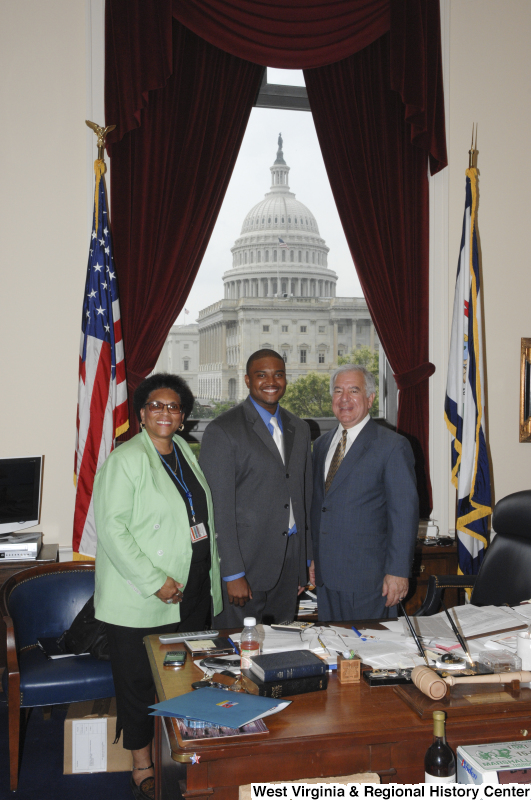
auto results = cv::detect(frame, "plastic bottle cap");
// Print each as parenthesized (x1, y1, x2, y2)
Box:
(243, 617, 257, 627)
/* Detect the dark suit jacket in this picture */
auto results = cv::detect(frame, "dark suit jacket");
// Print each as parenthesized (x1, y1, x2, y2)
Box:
(199, 397, 313, 592)
(311, 419, 418, 614)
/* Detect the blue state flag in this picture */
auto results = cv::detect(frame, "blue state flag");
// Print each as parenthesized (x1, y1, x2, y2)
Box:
(444, 167, 492, 576)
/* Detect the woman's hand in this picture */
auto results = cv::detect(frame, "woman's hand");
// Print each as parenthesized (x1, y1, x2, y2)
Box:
(155, 576, 184, 604)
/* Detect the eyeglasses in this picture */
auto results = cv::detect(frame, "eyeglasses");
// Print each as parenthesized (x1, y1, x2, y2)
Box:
(144, 401, 182, 414)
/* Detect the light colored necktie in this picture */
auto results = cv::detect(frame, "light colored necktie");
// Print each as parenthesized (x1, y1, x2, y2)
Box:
(270, 416, 295, 530)
(269, 416, 285, 463)
(325, 429, 348, 493)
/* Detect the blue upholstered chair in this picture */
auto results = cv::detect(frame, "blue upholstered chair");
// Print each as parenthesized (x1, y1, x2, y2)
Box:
(1, 561, 115, 790)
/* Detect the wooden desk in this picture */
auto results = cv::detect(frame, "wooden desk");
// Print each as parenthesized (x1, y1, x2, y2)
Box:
(145, 629, 531, 799)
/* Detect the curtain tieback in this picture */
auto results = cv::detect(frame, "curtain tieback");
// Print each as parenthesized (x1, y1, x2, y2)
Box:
(393, 362, 435, 391)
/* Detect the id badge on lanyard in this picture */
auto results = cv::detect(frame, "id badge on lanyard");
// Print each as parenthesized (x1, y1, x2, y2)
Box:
(190, 522, 208, 543)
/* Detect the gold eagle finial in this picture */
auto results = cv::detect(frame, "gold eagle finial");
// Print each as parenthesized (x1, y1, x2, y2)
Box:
(85, 120, 116, 159)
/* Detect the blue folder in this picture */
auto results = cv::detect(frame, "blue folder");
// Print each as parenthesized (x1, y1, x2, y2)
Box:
(150, 686, 290, 728)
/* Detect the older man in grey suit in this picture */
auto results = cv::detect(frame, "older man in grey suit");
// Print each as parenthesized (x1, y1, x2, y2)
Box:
(310, 364, 418, 620)
(200, 349, 313, 627)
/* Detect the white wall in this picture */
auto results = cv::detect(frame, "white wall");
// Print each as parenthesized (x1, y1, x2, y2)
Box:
(447, 0, 531, 521)
(1, 1, 529, 550)
(0, 1, 87, 549)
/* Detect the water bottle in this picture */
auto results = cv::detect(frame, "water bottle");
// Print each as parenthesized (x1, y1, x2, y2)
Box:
(240, 617, 260, 670)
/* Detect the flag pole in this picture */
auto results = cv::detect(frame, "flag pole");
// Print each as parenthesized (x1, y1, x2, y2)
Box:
(469, 123, 478, 169)
(73, 120, 128, 559)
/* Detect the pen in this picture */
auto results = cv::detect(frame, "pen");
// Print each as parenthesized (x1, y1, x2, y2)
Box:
(399, 600, 431, 668)
(227, 636, 238, 653)
(351, 626, 368, 642)
(441, 600, 474, 665)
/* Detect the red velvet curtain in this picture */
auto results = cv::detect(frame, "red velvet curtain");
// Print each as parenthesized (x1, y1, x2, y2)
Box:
(105, 0, 446, 510)
(305, 33, 435, 514)
(171, 0, 390, 68)
(107, 18, 263, 435)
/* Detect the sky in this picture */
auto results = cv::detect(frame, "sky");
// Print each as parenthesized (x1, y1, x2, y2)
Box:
(177, 69, 364, 325)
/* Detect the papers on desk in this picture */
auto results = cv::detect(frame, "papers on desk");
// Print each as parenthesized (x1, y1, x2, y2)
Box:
(227, 608, 530, 673)
(403, 604, 528, 643)
(231, 625, 312, 654)
(298, 590, 317, 616)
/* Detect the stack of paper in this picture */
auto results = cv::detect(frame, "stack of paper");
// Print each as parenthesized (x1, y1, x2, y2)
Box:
(298, 590, 317, 616)
(231, 625, 311, 654)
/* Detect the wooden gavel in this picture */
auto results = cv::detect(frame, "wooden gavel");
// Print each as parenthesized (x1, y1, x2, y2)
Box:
(411, 666, 531, 700)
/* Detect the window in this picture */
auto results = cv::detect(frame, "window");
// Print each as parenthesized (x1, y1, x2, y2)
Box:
(282, 325, 289, 332)
(282, 250, 286, 262)
(282, 351, 288, 362)
(318, 326, 325, 333)
(300, 349, 307, 364)
(183, 344, 189, 349)
(263, 325, 270, 332)
(338, 325, 344, 333)
(290, 250, 294, 262)
(183, 360, 189, 371)
(300, 325, 307, 333)
(318, 352, 325, 364)
(257, 251, 261, 263)
(338, 349, 343, 357)
(273, 250, 277, 262)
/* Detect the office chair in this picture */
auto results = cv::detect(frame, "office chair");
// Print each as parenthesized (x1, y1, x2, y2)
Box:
(416, 490, 531, 615)
(1, 561, 115, 791)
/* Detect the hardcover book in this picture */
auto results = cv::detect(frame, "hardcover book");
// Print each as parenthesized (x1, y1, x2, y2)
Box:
(241, 669, 328, 697)
(249, 649, 327, 681)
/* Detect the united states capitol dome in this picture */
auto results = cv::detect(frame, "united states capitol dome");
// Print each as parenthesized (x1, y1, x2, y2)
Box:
(223, 135, 337, 300)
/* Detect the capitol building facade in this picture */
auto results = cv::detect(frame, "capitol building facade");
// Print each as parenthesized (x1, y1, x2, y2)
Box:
(155, 138, 378, 403)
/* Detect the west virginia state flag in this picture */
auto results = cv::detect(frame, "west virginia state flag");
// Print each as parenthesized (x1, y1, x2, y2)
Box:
(444, 167, 492, 576)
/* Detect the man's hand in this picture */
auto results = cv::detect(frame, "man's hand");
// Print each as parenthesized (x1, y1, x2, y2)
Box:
(155, 576, 184, 604)
(382, 574, 409, 607)
(226, 576, 253, 607)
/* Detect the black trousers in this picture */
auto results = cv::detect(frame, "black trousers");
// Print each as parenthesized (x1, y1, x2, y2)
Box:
(106, 559, 211, 751)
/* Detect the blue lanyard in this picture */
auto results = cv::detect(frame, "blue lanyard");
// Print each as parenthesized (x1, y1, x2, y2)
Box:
(159, 443, 197, 523)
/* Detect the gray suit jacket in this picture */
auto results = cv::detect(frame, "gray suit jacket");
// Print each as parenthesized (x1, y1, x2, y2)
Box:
(311, 419, 418, 612)
(199, 397, 313, 592)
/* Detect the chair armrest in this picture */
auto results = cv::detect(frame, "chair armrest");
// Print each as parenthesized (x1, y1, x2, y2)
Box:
(3, 613, 21, 681)
(414, 574, 476, 616)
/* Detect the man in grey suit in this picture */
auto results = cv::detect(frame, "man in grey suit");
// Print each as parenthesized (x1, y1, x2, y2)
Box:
(200, 349, 313, 626)
(310, 364, 418, 620)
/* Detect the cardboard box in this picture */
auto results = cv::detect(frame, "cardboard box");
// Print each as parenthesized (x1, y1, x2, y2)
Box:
(457, 741, 531, 784)
(64, 697, 132, 774)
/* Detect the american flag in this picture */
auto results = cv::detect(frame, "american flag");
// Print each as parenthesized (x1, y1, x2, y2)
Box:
(278, 237, 288, 249)
(73, 163, 129, 557)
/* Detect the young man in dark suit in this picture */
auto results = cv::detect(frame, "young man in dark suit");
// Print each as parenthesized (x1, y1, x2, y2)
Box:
(200, 349, 313, 626)
(310, 365, 418, 620)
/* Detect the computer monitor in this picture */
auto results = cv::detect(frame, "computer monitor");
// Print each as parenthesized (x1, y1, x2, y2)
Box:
(0, 456, 43, 536)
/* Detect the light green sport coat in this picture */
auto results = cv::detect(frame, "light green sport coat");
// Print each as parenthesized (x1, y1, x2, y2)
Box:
(93, 429, 222, 628)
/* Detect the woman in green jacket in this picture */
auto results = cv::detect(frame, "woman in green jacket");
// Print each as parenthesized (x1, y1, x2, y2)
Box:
(94, 373, 222, 800)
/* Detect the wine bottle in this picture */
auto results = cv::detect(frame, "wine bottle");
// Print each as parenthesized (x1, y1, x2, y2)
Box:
(424, 710, 456, 783)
